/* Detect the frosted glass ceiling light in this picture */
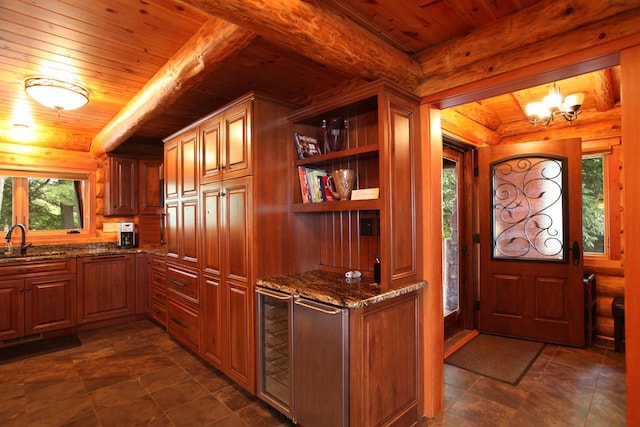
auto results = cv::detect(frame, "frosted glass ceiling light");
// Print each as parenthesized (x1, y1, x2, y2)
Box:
(24, 77, 89, 111)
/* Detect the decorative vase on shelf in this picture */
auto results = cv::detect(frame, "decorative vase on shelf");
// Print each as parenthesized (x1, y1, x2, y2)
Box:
(326, 169, 356, 200)
(321, 118, 348, 153)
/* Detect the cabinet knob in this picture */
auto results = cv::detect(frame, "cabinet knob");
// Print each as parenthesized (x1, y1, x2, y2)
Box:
(221, 192, 226, 197)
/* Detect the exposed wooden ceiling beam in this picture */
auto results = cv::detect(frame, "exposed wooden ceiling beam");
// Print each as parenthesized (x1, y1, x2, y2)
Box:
(591, 68, 616, 111)
(90, 18, 256, 155)
(451, 102, 502, 131)
(416, 6, 640, 97)
(441, 108, 501, 146)
(416, 1, 637, 77)
(177, 0, 424, 89)
(511, 89, 535, 122)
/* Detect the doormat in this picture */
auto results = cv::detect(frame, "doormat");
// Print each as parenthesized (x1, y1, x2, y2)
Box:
(444, 334, 545, 385)
(0, 335, 82, 365)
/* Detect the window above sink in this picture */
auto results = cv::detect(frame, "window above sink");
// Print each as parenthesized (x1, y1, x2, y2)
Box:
(1, 167, 96, 244)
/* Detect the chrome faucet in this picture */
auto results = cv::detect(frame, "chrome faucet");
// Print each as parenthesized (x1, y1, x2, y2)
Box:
(5, 224, 29, 255)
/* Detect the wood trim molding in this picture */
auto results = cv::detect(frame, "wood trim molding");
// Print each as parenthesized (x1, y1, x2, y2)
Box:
(621, 44, 640, 427)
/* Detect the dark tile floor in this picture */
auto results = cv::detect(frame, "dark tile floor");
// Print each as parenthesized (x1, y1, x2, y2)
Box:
(0, 320, 627, 426)
(0, 320, 293, 426)
(422, 340, 627, 426)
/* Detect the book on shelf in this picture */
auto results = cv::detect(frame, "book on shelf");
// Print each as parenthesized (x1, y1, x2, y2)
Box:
(297, 166, 329, 203)
(297, 166, 310, 203)
(294, 133, 321, 159)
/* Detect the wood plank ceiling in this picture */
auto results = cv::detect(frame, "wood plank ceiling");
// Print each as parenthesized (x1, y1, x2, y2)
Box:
(0, 0, 634, 155)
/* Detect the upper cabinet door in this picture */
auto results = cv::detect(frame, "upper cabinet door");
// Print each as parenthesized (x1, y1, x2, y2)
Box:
(180, 130, 199, 198)
(223, 101, 252, 179)
(139, 158, 163, 215)
(164, 138, 179, 201)
(104, 155, 138, 216)
(200, 116, 222, 184)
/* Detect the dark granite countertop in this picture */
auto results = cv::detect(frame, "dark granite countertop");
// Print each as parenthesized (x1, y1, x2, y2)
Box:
(256, 270, 427, 308)
(0, 242, 167, 264)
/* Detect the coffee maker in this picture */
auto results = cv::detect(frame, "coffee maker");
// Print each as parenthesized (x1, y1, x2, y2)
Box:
(117, 221, 136, 248)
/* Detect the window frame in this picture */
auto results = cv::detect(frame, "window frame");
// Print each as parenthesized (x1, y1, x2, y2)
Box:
(581, 138, 621, 263)
(1, 166, 96, 243)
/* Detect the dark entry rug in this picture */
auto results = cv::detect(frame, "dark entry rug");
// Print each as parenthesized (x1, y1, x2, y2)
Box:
(0, 335, 82, 365)
(445, 334, 545, 385)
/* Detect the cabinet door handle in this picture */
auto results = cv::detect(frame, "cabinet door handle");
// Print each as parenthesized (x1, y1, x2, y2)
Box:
(170, 317, 189, 329)
(17, 268, 33, 273)
(170, 279, 187, 287)
(25, 287, 31, 292)
(19, 287, 24, 293)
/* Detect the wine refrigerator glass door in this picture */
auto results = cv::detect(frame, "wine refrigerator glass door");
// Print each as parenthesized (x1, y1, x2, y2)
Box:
(256, 287, 294, 420)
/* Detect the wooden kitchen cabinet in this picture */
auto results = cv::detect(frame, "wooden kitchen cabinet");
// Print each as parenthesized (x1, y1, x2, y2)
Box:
(201, 177, 254, 388)
(0, 278, 21, 340)
(199, 100, 252, 184)
(104, 155, 138, 216)
(103, 154, 163, 218)
(166, 261, 201, 352)
(145, 254, 167, 327)
(77, 254, 135, 324)
(164, 197, 199, 266)
(0, 258, 77, 341)
(164, 93, 293, 393)
(349, 290, 423, 426)
(288, 80, 421, 290)
(164, 128, 198, 201)
(139, 158, 163, 215)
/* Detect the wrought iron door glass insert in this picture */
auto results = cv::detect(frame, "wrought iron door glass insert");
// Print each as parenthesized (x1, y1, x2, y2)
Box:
(492, 156, 566, 260)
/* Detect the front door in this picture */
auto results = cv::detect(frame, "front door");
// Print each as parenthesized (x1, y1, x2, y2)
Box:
(477, 139, 584, 346)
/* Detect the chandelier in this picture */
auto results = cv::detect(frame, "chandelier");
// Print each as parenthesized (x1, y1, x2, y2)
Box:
(525, 83, 584, 126)
(24, 77, 89, 111)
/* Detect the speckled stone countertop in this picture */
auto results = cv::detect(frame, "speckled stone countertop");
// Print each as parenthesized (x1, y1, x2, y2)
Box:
(0, 242, 167, 264)
(256, 270, 427, 308)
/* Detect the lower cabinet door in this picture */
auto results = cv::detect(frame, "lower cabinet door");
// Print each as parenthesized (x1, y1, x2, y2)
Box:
(25, 274, 76, 334)
(0, 279, 23, 340)
(167, 297, 200, 353)
(77, 255, 135, 323)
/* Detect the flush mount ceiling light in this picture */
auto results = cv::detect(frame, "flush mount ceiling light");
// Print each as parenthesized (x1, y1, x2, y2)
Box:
(24, 77, 89, 111)
(525, 83, 584, 126)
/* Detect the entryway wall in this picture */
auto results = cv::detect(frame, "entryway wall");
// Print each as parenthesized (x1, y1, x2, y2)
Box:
(420, 44, 640, 424)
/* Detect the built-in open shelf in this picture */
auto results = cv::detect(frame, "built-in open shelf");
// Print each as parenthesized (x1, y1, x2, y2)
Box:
(294, 144, 379, 167)
(292, 198, 381, 212)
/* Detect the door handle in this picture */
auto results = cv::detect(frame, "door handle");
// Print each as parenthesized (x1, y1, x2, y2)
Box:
(295, 298, 342, 315)
(571, 241, 581, 266)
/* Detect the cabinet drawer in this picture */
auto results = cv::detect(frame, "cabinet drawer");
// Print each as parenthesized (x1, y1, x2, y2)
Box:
(151, 256, 166, 270)
(151, 284, 166, 302)
(166, 263, 199, 304)
(167, 298, 199, 353)
(0, 258, 76, 277)
(151, 301, 167, 326)
(151, 269, 166, 288)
